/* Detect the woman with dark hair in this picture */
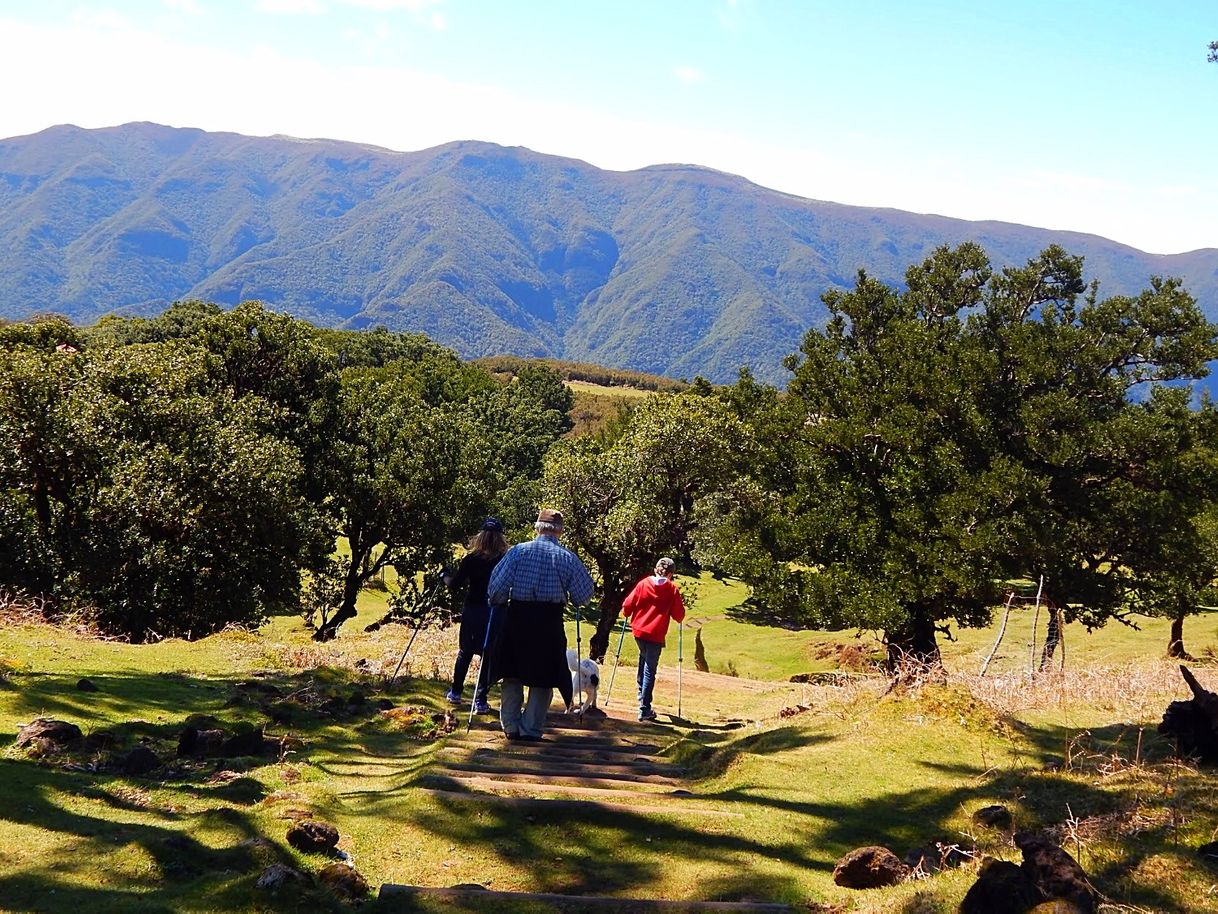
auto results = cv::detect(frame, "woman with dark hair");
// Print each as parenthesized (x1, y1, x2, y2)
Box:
(444, 518, 509, 713)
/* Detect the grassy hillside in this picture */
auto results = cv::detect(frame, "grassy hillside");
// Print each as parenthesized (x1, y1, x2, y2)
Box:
(2, 579, 1216, 912)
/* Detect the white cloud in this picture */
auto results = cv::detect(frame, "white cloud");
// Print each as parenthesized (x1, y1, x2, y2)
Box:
(673, 65, 703, 85)
(163, 0, 202, 14)
(255, 0, 326, 14)
(337, 0, 443, 12)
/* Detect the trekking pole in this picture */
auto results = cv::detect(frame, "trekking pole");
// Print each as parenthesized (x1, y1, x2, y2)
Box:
(466, 602, 499, 733)
(677, 620, 684, 719)
(386, 578, 445, 690)
(574, 603, 583, 712)
(386, 625, 421, 690)
(604, 617, 629, 706)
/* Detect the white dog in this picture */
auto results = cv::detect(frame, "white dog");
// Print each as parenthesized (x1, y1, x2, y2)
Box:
(565, 648, 600, 715)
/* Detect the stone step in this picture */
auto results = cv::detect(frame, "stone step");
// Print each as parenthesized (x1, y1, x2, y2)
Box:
(419, 787, 741, 818)
(446, 732, 662, 754)
(379, 884, 792, 911)
(438, 745, 685, 775)
(429, 767, 678, 791)
(435, 755, 683, 784)
(420, 773, 703, 803)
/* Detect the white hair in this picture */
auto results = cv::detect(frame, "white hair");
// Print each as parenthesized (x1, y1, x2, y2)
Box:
(535, 521, 563, 536)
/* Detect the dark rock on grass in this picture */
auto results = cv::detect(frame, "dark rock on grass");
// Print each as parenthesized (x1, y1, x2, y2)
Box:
(1160, 666, 1218, 764)
(75, 677, 99, 692)
(287, 819, 340, 854)
(1015, 831, 1097, 913)
(15, 718, 82, 749)
(178, 726, 226, 757)
(972, 804, 1013, 830)
(82, 730, 118, 751)
(318, 862, 369, 900)
(375, 698, 395, 711)
(256, 863, 310, 894)
(831, 846, 908, 888)
(1199, 840, 1218, 864)
(959, 858, 1041, 914)
(121, 745, 161, 776)
(222, 725, 268, 758)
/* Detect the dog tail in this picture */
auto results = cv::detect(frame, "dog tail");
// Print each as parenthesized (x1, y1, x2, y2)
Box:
(566, 647, 579, 672)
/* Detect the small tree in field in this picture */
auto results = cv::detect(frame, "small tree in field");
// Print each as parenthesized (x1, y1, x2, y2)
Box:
(544, 392, 750, 660)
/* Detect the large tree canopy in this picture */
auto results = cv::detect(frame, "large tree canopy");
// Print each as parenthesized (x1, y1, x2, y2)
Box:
(0, 336, 326, 640)
(702, 244, 1218, 669)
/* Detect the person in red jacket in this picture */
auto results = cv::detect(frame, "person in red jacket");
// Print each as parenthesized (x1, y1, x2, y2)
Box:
(621, 556, 686, 721)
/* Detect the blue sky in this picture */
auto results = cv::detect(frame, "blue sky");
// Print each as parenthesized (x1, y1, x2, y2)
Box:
(0, 0, 1214, 254)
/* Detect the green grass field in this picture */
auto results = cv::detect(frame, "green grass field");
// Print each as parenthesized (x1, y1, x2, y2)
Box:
(2, 579, 1217, 913)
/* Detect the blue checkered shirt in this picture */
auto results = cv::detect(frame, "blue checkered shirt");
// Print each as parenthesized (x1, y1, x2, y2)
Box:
(487, 535, 595, 607)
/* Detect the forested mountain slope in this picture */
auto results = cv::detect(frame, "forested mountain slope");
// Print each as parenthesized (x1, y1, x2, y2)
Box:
(2, 122, 1215, 383)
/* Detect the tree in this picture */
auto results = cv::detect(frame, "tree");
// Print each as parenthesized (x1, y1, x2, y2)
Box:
(543, 392, 750, 660)
(1208, 40, 1217, 63)
(0, 337, 326, 639)
(702, 244, 1218, 671)
(311, 361, 466, 641)
(311, 354, 573, 640)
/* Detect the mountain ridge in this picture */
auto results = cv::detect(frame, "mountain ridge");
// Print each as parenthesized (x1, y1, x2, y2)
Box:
(1, 122, 1215, 384)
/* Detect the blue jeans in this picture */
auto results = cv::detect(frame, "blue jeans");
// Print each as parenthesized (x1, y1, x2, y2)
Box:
(499, 679, 553, 738)
(636, 638, 663, 717)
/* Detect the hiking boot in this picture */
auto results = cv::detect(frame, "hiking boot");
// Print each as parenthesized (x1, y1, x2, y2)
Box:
(473, 702, 492, 714)
(638, 710, 657, 722)
(444, 690, 462, 705)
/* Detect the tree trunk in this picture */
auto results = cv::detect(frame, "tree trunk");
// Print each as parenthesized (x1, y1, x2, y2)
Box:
(1167, 613, 1194, 661)
(314, 538, 369, 641)
(1038, 606, 1062, 672)
(589, 571, 631, 662)
(884, 606, 941, 679)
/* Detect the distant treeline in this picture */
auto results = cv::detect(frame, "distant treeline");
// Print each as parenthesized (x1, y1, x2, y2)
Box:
(474, 355, 690, 393)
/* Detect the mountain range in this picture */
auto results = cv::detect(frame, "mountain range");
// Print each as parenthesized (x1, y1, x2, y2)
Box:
(2, 122, 1216, 384)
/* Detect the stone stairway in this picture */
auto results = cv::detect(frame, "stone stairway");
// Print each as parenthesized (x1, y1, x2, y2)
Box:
(380, 709, 790, 911)
(417, 710, 738, 817)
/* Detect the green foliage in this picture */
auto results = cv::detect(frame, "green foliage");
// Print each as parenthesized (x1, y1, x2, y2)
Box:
(2, 308, 573, 643)
(544, 392, 751, 658)
(703, 244, 1218, 663)
(0, 337, 325, 639)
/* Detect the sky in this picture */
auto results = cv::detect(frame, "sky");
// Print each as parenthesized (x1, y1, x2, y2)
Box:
(0, 0, 1214, 255)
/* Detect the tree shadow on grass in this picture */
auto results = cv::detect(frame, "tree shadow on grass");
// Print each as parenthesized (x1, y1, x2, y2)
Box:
(0, 758, 307, 914)
(0, 667, 455, 913)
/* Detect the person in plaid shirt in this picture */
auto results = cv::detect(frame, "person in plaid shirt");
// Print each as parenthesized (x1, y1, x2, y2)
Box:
(486, 508, 595, 741)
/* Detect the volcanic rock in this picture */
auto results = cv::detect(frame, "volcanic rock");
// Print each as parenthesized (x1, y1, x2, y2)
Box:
(286, 819, 340, 854)
(15, 718, 83, 749)
(318, 861, 369, 900)
(959, 858, 1041, 914)
(972, 804, 1013, 830)
(1015, 830, 1096, 913)
(831, 845, 908, 888)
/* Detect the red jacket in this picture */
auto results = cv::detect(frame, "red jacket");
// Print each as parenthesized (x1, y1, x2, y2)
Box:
(622, 576, 686, 644)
